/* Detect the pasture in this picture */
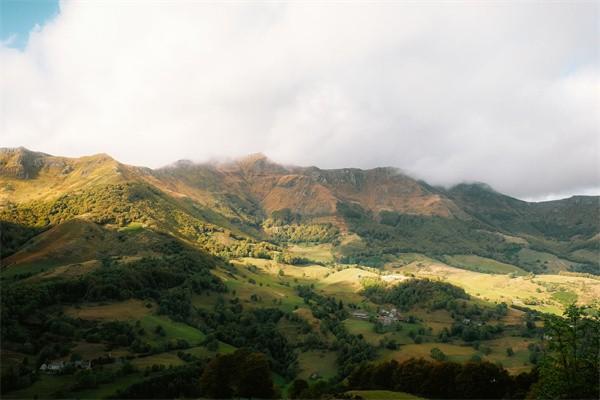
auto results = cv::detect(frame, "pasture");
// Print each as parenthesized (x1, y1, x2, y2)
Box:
(442, 255, 527, 275)
(296, 350, 338, 381)
(347, 390, 425, 400)
(287, 243, 335, 263)
(65, 299, 153, 321)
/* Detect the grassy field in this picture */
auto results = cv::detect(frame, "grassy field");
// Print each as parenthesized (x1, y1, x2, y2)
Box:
(481, 336, 535, 374)
(130, 352, 186, 369)
(139, 315, 206, 345)
(234, 257, 330, 279)
(4, 374, 74, 399)
(397, 262, 600, 315)
(67, 372, 144, 399)
(118, 222, 145, 232)
(296, 350, 338, 381)
(287, 243, 335, 263)
(1, 259, 60, 279)
(65, 299, 153, 321)
(516, 248, 577, 273)
(347, 390, 425, 399)
(343, 318, 430, 346)
(442, 255, 527, 275)
(220, 265, 306, 312)
(382, 342, 476, 364)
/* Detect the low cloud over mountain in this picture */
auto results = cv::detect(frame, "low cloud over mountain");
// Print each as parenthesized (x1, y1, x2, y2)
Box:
(1, 2, 598, 199)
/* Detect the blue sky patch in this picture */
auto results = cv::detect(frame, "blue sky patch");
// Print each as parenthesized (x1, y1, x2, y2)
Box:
(1, 0, 59, 49)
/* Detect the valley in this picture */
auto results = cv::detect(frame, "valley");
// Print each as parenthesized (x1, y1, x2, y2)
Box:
(0, 147, 598, 399)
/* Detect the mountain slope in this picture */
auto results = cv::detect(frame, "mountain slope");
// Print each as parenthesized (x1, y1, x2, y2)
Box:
(1, 147, 598, 273)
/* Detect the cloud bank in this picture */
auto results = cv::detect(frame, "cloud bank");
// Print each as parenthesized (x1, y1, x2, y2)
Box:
(1, 1, 598, 200)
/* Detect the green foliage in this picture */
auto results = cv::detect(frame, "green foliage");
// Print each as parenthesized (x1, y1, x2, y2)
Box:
(337, 205, 525, 267)
(430, 347, 447, 361)
(362, 279, 469, 312)
(529, 305, 599, 399)
(114, 363, 203, 399)
(295, 285, 376, 377)
(199, 349, 274, 399)
(550, 290, 578, 306)
(347, 358, 533, 399)
(0, 221, 44, 258)
(197, 301, 297, 378)
(264, 220, 339, 244)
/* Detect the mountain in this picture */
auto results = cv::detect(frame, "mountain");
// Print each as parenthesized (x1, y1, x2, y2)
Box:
(1, 147, 599, 399)
(1, 147, 598, 270)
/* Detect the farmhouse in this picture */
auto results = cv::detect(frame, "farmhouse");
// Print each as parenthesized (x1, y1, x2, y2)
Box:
(377, 307, 403, 325)
(351, 310, 369, 320)
(39, 359, 92, 374)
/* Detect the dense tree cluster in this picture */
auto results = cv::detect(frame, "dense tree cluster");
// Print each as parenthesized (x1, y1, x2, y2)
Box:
(337, 203, 526, 267)
(1, 246, 223, 351)
(347, 358, 537, 399)
(0, 221, 44, 258)
(200, 349, 275, 398)
(362, 279, 469, 312)
(529, 305, 599, 399)
(296, 285, 377, 377)
(113, 363, 204, 399)
(264, 221, 339, 244)
(196, 300, 297, 378)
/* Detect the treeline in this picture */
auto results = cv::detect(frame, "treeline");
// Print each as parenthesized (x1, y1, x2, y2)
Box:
(264, 222, 339, 244)
(362, 279, 469, 312)
(295, 285, 377, 377)
(196, 300, 298, 378)
(347, 358, 536, 399)
(111, 349, 276, 399)
(337, 203, 524, 267)
(346, 304, 599, 400)
(0, 221, 44, 258)
(1, 249, 223, 345)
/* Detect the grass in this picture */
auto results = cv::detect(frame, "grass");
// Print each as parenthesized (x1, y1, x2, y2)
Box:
(517, 248, 576, 274)
(65, 299, 153, 321)
(139, 315, 206, 345)
(67, 372, 144, 399)
(222, 261, 308, 312)
(130, 352, 186, 368)
(4, 374, 74, 399)
(60, 342, 110, 361)
(347, 390, 425, 400)
(382, 343, 476, 364)
(343, 318, 429, 346)
(481, 336, 535, 374)
(551, 290, 578, 306)
(184, 342, 236, 358)
(443, 255, 526, 275)
(296, 350, 338, 381)
(118, 222, 144, 232)
(398, 262, 600, 315)
(343, 319, 380, 345)
(287, 243, 334, 263)
(1, 259, 60, 279)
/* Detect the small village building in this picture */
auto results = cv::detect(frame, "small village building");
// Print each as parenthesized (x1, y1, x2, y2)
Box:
(351, 310, 369, 320)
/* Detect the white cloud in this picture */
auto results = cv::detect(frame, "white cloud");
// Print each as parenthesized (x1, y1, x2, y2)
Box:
(1, 1, 598, 199)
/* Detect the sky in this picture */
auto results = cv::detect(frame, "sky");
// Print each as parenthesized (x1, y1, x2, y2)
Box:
(1, 1, 598, 201)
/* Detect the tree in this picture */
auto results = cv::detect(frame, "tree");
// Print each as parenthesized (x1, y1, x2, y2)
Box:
(289, 379, 309, 399)
(236, 351, 274, 399)
(199, 349, 274, 399)
(529, 305, 600, 399)
(430, 347, 447, 361)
